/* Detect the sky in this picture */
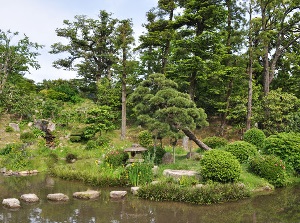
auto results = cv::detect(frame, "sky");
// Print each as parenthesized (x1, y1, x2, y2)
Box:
(0, 0, 157, 83)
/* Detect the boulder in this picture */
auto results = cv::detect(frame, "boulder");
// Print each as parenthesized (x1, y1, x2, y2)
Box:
(73, 190, 100, 199)
(152, 165, 159, 176)
(9, 123, 20, 132)
(163, 169, 200, 180)
(110, 191, 127, 199)
(47, 193, 69, 201)
(162, 152, 174, 164)
(2, 198, 21, 208)
(20, 194, 39, 203)
(131, 187, 140, 195)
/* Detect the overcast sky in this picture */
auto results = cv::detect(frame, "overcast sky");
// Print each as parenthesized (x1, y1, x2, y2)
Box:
(0, 0, 157, 83)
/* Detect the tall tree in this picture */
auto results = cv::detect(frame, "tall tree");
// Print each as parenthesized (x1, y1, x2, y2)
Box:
(129, 73, 211, 150)
(253, 0, 300, 96)
(114, 19, 136, 140)
(137, 0, 178, 75)
(0, 30, 42, 94)
(50, 10, 118, 84)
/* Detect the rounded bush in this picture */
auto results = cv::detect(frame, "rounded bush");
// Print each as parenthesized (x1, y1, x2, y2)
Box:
(138, 130, 153, 148)
(249, 154, 288, 187)
(105, 150, 129, 167)
(225, 141, 258, 163)
(264, 132, 300, 173)
(85, 140, 98, 150)
(200, 150, 241, 183)
(243, 128, 266, 148)
(202, 136, 228, 149)
(20, 132, 36, 143)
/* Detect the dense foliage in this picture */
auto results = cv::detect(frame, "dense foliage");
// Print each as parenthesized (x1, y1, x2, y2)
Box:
(243, 128, 266, 149)
(224, 141, 258, 163)
(200, 150, 241, 183)
(137, 182, 250, 205)
(202, 136, 228, 149)
(249, 155, 288, 187)
(263, 132, 300, 173)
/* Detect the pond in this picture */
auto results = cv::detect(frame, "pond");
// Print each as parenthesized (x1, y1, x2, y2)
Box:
(0, 174, 299, 223)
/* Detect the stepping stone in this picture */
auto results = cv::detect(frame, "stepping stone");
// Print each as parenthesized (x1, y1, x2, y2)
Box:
(20, 194, 39, 203)
(47, 193, 69, 201)
(110, 191, 127, 199)
(2, 198, 21, 208)
(73, 190, 100, 199)
(131, 187, 140, 195)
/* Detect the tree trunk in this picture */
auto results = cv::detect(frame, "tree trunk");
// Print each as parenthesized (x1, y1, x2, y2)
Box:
(246, 1, 253, 131)
(181, 128, 211, 150)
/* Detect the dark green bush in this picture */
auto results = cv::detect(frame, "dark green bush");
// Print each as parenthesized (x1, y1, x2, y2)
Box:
(243, 128, 266, 148)
(200, 150, 241, 183)
(137, 181, 249, 204)
(20, 132, 36, 143)
(70, 136, 82, 142)
(138, 130, 153, 148)
(202, 136, 228, 149)
(5, 126, 14, 132)
(263, 132, 300, 173)
(0, 143, 22, 155)
(95, 136, 110, 147)
(85, 140, 99, 150)
(225, 141, 258, 163)
(143, 146, 166, 164)
(105, 150, 129, 167)
(66, 153, 77, 163)
(249, 154, 288, 187)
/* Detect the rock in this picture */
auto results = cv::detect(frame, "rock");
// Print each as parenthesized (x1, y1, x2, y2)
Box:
(162, 152, 174, 164)
(152, 165, 159, 176)
(2, 198, 21, 208)
(163, 169, 200, 180)
(151, 180, 160, 185)
(18, 171, 29, 176)
(182, 136, 189, 150)
(110, 191, 127, 199)
(131, 187, 140, 195)
(34, 119, 55, 132)
(20, 194, 39, 203)
(195, 184, 205, 188)
(0, 167, 6, 173)
(47, 193, 69, 201)
(73, 190, 100, 199)
(9, 123, 20, 132)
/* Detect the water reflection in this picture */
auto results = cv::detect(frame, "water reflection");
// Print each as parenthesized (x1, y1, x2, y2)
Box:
(0, 174, 299, 223)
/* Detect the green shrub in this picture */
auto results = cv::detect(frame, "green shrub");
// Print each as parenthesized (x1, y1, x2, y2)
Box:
(85, 137, 110, 150)
(200, 150, 241, 183)
(85, 140, 99, 150)
(249, 154, 288, 187)
(95, 136, 110, 147)
(138, 130, 153, 148)
(70, 136, 82, 142)
(202, 136, 228, 149)
(1, 146, 31, 170)
(137, 181, 249, 204)
(143, 146, 166, 164)
(263, 132, 300, 173)
(243, 128, 266, 148)
(224, 141, 258, 163)
(0, 143, 22, 155)
(125, 162, 153, 186)
(104, 150, 129, 167)
(32, 127, 46, 137)
(5, 126, 14, 132)
(20, 132, 36, 143)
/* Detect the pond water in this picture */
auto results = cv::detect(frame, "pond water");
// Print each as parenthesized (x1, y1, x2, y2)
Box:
(0, 174, 299, 223)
